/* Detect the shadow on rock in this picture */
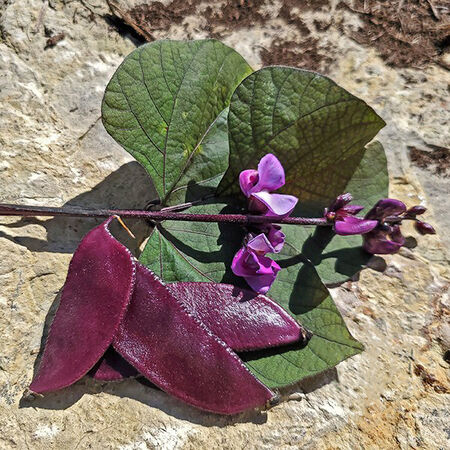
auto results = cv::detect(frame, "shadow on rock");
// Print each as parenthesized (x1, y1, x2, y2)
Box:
(1, 162, 156, 256)
(279, 367, 339, 399)
(20, 371, 269, 426)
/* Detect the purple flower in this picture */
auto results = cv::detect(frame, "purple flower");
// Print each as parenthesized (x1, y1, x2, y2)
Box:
(231, 245, 281, 294)
(266, 225, 286, 253)
(239, 154, 285, 196)
(325, 193, 378, 236)
(362, 199, 407, 254)
(239, 154, 298, 218)
(246, 227, 286, 254)
(234, 154, 297, 293)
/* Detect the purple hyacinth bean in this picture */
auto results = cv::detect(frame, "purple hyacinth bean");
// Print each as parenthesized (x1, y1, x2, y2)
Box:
(90, 347, 138, 382)
(30, 218, 136, 393)
(113, 264, 274, 415)
(93, 280, 310, 382)
(167, 282, 310, 352)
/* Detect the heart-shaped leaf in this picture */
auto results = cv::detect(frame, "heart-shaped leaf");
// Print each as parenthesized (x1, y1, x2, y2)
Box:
(102, 40, 252, 205)
(219, 66, 386, 209)
(217, 66, 388, 284)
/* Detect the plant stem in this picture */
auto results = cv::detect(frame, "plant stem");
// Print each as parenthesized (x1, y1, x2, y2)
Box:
(0, 203, 329, 226)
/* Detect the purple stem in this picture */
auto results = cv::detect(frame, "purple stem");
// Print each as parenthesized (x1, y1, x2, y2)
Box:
(0, 203, 328, 226)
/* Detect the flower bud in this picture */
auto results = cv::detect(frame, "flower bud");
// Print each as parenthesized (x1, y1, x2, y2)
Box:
(329, 193, 352, 212)
(407, 205, 427, 216)
(414, 220, 436, 235)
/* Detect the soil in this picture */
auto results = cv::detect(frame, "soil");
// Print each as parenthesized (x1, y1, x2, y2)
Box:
(109, 0, 449, 71)
(409, 144, 450, 176)
(112, 0, 336, 72)
(204, 0, 269, 30)
(127, 0, 270, 37)
(259, 0, 333, 71)
(340, 0, 450, 69)
(128, 0, 197, 32)
(259, 38, 333, 72)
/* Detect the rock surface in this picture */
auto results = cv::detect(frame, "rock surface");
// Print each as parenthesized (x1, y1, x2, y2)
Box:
(0, 1, 448, 448)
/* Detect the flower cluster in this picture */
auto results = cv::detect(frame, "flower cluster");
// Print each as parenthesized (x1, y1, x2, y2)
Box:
(362, 199, 435, 254)
(232, 155, 436, 293)
(231, 154, 298, 294)
(325, 195, 436, 254)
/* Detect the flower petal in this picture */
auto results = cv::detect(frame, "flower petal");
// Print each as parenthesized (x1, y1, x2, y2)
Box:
(251, 153, 285, 193)
(231, 248, 257, 277)
(231, 247, 281, 294)
(250, 191, 298, 217)
(239, 169, 259, 197)
(362, 226, 405, 254)
(390, 225, 406, 245)
(363, 234, 403, 254)
(365, 198, 406, 220)
(266, 225, 285, 253)
(247, 233, 275, 254)
(335, 216, 378, 236)
(340, 204, 365, 216)
(244, 259, 281, 294)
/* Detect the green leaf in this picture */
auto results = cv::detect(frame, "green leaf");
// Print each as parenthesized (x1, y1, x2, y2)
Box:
(345, 141, 389, 207)
(219, 66, 386, 213)
(102, 39, 252, 205)
(134, 60, 380, 387)
(139, 202, 245, 284)
(242, 264, 363, 388)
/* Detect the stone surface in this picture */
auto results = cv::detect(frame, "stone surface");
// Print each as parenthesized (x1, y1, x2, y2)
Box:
(0, 1, 448, 449)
